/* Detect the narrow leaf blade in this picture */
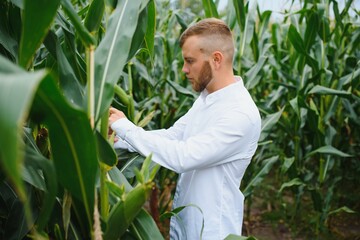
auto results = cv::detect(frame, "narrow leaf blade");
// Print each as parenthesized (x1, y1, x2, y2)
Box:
(19, 0, 60, 68)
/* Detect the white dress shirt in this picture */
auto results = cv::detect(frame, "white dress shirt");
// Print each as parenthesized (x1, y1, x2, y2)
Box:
(111, 76, 261, 239)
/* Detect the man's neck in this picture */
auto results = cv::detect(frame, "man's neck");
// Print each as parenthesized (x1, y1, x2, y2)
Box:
(206, 71, 235, 93)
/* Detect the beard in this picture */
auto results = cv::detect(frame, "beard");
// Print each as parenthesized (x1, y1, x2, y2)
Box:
(192, 61, 213, 92)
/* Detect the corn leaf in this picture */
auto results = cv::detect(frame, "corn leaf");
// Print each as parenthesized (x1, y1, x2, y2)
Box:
(288, 24, 307, 55)
(144, 0, 156, 58)
(60, 0, 96, 47)
(202, 0, 219, 18)
(0, 56, 42, 201)
(233, 0, 246, 31)
(19, 0, 60, 69)
(279, 178, 305, 193)
(259, 108, 284, 142)
(129, 209, 164, 240)
(224, 234, 257, 240)
(304, 12, 319, 52)
(84, 0, 105, 34)
(305, 145, 352, 158)
(43, 30, 85, 108)
(95, 130, 117, 168)
(94, 0, 146, 122)
(103, 182, 153, 240)
(30, 74, 98, 227)
(308, 85, 351, 97)
(243, 156, 278, 197)
(24, 146, 57, 231)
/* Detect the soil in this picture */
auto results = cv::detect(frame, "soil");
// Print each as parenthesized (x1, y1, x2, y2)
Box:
(242, 196, 360, 240)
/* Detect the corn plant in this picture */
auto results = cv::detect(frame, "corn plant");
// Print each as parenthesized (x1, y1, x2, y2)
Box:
(223, 0, 359, 237)
(0, 0, 164, 239)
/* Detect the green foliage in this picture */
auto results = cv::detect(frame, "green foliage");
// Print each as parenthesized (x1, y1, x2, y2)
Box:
(0, 0, 162, 239)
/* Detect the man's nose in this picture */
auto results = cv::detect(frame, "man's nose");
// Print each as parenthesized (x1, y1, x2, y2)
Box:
(182, 64, 189, 73)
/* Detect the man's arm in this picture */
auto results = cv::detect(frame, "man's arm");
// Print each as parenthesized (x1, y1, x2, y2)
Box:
(109, 107, 260, 173)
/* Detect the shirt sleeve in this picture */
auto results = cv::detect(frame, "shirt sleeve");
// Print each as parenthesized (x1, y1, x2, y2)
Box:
(146, 112, 188, 140)
(111, 111, 259, 173)
(113, 137, 136, 152)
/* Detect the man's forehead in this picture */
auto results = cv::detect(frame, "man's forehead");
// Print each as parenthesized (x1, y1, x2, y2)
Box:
(181, 36, 203, 56)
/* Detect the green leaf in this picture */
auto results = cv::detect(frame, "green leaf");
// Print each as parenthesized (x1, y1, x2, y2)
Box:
(103, 182, 153, 240)
(259, 108, 284, 142)
(166, 79, 197, 98)
(160, 204, 204, 238)
(308, 85, 351, 97)
(0, 56, 43, 201)
(0, 181, 32, 240)
(243, 156, 278, 197)
(43, 30, 85, 108)
(84, 0, 105, 34)
(129, 209, 164, 240)
(0, 6, 18, 62)
(95, 131, 117, 168)
(306, 145, 352, 158)
(279, 178, 305, 193)
(319, 16, 331, 42)
(94, 0, 145, 122)
(328, 206, 356, 216)
(281, 157, 295, 175)
(202, 0, 219, 18)
(106, 180, 125, 199)
(144, 0, 156, 58)
(339, 67, 360, 86)
(127, 3, 149, 62)
(238, 1, 256, 58)
(305, 54, 319, 73)
(19, 0, 60, 68)
(224, 234, 258, 240)
(108, 167, 133, 193)
(304, 11, 319, 52)
(24, 146, 57, 231)
(8, 0, 24, 8)
(288, 24, 306, 55)
(245, 54, 268, 89)
(30, 74, 98, 227)
(233, 0, 246, 31)
(60, 0, 96, 47)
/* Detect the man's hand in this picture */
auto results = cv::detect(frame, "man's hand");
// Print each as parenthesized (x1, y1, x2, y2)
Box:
(108, 107, 127, 143)
(109, 107, 127, 126)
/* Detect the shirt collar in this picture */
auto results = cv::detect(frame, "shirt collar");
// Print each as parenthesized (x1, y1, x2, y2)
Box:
(200, 76, 244, 105)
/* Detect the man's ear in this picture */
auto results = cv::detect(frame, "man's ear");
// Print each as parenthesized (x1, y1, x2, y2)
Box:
(212, 51, 223, 69)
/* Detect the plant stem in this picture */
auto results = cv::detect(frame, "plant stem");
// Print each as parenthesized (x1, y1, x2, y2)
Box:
(87, 45, 95, 128)
(100, 163, 109, 219)
(100, 113, 110, 219)
(127, 62, 135, 121)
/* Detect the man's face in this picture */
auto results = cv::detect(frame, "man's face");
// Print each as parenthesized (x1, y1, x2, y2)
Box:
(181, 36, 213, 92)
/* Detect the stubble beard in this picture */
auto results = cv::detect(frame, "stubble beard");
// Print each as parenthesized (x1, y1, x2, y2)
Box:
(193, 61, 213, 92)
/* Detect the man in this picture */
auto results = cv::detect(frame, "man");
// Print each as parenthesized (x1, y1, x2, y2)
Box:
(109, 18, 261, 239)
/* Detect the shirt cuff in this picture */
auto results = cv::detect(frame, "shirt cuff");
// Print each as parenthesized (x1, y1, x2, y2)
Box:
(113, 137, 136, 152)
(111, 118, 137, 140)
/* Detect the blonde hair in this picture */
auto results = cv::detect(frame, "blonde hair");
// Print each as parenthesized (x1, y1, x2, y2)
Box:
(180, 18, 234, 63)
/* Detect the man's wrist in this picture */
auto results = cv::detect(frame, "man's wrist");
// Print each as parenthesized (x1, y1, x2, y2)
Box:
(111, 118, 137, 139)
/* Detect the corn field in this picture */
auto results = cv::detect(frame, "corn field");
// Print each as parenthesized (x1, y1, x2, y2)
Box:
(0, 0, 359, 239)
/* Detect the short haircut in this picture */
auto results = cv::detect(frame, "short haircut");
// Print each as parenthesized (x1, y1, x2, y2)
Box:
(179, 18, 234, 63)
